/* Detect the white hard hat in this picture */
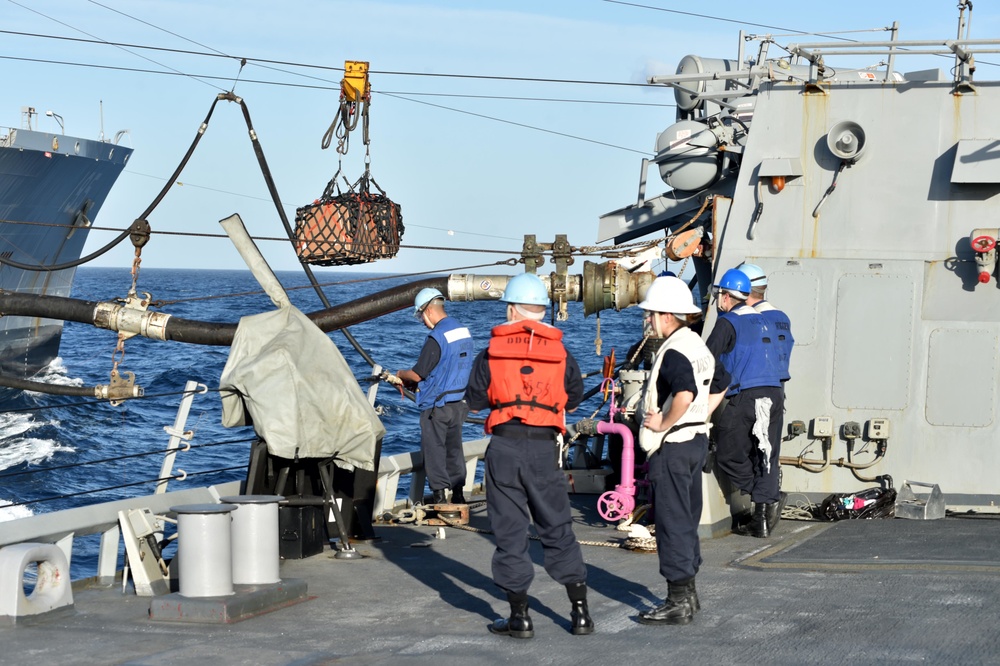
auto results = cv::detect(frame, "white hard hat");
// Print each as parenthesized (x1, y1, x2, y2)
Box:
(638, 276, 700, 314)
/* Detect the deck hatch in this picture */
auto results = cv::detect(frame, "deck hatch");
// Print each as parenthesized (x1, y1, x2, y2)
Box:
(925, 328, 997, 427)
(832, 274, 913, 410)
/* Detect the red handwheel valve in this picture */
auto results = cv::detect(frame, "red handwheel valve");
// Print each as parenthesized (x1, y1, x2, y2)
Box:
(971, 235, 996, 284)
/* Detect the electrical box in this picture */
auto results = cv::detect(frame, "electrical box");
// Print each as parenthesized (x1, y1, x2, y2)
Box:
(788, 420, 806, 437)
(843, 421, 861, 439)
(867, 418, 891, 440)
(811, 416, 834, 438)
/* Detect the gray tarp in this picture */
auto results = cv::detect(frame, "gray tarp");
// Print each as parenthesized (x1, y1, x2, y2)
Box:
(219, 304, 385, 472)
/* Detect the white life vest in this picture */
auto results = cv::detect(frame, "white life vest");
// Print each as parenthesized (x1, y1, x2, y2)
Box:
(637, 326, 715, 454)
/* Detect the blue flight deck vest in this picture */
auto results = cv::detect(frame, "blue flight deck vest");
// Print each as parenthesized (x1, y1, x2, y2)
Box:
(417, 316, 474, 410)
(754, 300, 793, 382)
(719, 305, 783, 397)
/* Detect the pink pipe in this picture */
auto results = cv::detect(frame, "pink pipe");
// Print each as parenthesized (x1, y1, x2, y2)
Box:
(597, 421, 635, 497)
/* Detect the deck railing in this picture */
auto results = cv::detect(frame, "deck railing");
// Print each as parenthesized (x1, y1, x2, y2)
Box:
(0, 375, 489, 584)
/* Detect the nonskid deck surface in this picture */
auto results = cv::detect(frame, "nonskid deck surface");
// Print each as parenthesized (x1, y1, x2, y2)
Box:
(3, 498, 998, 666)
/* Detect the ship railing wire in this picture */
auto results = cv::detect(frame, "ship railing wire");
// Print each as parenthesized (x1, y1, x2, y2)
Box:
(0, 375, 494, 583)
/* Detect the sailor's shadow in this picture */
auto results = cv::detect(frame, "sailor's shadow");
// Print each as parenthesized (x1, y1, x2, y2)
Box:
(567, 508, 660, 609)
(373, 508, 659, 631)
(374, 524, 501, 621)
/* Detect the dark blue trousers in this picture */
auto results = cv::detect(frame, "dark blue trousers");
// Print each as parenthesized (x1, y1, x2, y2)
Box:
(484, 433, 587, 594)
(420, 400, 469, 492)
(715, 386, 784, 504)
(648, 434, 707, 583)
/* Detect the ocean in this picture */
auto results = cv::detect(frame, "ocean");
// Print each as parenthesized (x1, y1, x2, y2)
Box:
(0, 266, 642, 578)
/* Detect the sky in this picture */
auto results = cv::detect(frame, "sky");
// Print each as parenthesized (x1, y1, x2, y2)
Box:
(3, 0, 997, 277)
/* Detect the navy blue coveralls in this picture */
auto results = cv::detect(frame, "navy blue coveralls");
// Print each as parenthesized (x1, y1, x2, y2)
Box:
(706, 310, 784, 504)
(647, 347, 711, 583)
(411, 316, 474, 494)
(466, 346, 586, 595)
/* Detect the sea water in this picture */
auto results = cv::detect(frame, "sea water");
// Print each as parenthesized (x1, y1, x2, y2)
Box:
(0, 266, 642, 577)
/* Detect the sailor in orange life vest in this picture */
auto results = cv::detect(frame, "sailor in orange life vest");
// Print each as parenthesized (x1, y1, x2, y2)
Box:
(635, 276, 728, 626)
(397, 288, 474, 505)
(465, 272, 592, 639)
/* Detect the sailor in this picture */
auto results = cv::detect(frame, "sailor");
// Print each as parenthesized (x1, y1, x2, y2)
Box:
(738, 262, 793, 532)
(706, 268, 784, 538)
(634, 276, 722, 626)
(465, 272, 593, 639)
(397, 288, 474, 505)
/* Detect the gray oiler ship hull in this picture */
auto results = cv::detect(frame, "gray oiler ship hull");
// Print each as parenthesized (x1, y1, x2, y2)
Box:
(0, 127, 132, 377)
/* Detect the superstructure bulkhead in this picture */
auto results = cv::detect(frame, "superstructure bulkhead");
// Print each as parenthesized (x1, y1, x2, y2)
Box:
(599, 23, 1000, 507)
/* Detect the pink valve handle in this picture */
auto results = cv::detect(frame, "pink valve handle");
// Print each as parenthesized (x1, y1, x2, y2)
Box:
(598, 490, 636, 521)
(595, 412, 639, 522)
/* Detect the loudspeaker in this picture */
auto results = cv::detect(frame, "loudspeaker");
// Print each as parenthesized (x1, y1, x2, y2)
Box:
(827, 121, 867, 162)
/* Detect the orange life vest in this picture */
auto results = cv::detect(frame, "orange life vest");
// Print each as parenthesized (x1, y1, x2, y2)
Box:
(485, 320, 569, 434)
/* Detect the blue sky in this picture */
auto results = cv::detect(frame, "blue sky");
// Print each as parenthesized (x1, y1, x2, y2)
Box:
(4, 1, 996, 275)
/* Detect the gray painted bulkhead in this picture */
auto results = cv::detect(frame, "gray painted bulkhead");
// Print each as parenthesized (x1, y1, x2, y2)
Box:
(708, 75, 1000, 501)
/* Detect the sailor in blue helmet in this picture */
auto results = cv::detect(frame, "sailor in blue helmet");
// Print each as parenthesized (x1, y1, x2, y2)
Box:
(705, 268, 784, 538)
(634, 276, 727, 627)
(397, 287, 474, 505)
(465, 272, 592, 639)
(737, 263, 794, 532)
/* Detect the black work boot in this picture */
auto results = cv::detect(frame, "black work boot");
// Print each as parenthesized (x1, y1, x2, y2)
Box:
(749, 502, 770, 538)
(566, 582, 594, 635)
(729, 491, 754, 535)
(431, 488, 448, 505)
(489, 591, 534, 639)
(450, 485, 467, 505)
(686, 578, 700, 613)
(638, 580, 694, 626)
(766, 492, 787, 533)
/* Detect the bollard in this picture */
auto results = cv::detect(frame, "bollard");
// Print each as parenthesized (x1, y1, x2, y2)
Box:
(219, 495, 284, 585)
(171, 504, 238, 598)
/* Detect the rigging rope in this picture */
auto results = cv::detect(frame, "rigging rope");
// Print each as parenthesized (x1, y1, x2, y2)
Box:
(0, 437, 252, 479)
(2, 465, 246, 508)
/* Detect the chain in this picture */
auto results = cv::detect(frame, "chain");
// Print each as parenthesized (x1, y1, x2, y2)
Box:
(627, 333, 651, 368)
(111, 220, 151, 382)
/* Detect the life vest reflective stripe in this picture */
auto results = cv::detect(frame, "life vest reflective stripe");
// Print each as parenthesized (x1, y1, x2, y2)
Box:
(485, 320, 568, 434)
(638, 327, 714, 454)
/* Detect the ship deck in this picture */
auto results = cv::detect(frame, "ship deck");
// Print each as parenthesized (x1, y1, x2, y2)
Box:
(3, 496, 999, 665)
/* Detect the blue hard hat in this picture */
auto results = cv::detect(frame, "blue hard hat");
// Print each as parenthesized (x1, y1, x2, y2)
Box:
(414, 287, 444, 317)
(714, 268, 751, 296)
(500, 273, 549, 306)
(737, 262, 767, 286)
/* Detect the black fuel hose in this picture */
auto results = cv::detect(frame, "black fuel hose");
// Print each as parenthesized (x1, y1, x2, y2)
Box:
(0, 374, 97, 396)
(0, 276, 451, 347)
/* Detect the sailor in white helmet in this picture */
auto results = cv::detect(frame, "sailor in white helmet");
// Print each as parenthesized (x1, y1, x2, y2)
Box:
(634, 276, 727, 626)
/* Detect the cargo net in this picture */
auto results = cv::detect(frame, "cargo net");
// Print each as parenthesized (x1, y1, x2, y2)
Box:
(294, 171, 403, 266)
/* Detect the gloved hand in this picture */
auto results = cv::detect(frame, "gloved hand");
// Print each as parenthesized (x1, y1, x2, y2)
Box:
(380, 371, 404, 387)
